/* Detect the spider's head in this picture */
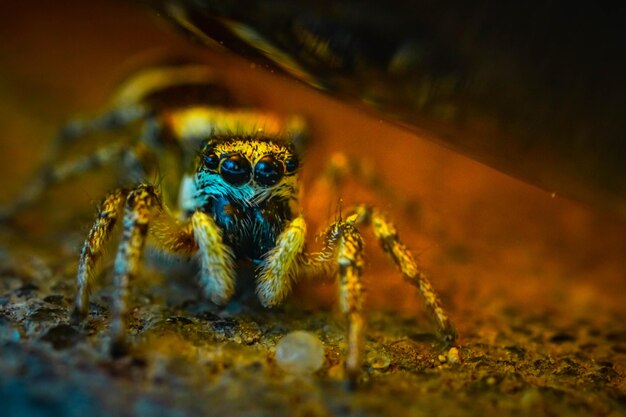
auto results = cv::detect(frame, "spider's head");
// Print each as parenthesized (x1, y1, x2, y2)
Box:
(194, 135, 300, 205)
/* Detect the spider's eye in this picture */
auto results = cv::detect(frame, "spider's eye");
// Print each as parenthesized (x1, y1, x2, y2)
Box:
(202, 152, 220, 170)
(284, 156, 299, 174)
(220, 154, 251, 186)
(254, 155, 284, 187)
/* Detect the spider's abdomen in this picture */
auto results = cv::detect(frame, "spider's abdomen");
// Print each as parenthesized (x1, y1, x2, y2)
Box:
(208, 195, 292, 262)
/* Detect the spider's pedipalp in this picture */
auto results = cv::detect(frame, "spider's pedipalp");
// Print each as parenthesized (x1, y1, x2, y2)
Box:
(192, 210, 236, 306)
(256, 215, 307, 307)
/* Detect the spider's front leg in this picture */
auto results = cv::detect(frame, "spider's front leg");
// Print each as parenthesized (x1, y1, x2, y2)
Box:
(334, 223, 366, 385)
(312, 205, 456, 386)
(108, 185, 162, 356)
(71, 183, 239, 355)
(71, 184, 163, 356)
(311, 219, 366, 386)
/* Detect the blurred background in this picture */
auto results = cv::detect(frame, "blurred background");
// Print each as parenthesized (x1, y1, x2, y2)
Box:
(143, 0, 626, 218)
(0, 0, 623, 313)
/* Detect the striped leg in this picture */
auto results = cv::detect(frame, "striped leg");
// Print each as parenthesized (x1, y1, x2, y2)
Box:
(348, 205, 457, 344)
(191, 211, 236, 306)
(71, 188, 128, 324)
(21, 106, 145, 213)
(47, 105, 146, 164)
(309, 219, 366, 386)
(335, 223, 366, 386)
(109, 185, 161, 356)
(0, 144, 147, 222)
(311, 152, 419, 218)
(256, 215, 307, 307)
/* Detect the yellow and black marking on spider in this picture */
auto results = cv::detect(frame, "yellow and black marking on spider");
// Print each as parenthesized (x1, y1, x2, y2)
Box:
(1, 60, 456, 384)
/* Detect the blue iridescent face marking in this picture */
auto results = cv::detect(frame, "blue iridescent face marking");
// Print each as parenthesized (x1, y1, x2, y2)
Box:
(191, 138, 300, 210)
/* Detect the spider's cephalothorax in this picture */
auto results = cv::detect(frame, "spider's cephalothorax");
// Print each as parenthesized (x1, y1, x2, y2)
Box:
(2, 60, 456, 385)
(186, 137, 300, 263)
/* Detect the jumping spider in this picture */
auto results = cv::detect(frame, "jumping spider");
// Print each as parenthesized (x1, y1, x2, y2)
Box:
(2, 60, 456, 382)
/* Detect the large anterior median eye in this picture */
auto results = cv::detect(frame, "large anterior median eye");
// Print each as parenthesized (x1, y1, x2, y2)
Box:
(254, 155, 284, 186)
(220, 154, 251, 186)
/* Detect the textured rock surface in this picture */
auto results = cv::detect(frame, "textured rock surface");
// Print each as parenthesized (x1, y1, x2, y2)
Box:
(0, 240, 625, 417)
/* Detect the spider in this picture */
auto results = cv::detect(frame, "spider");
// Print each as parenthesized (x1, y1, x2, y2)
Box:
(1, 59, 456, 383)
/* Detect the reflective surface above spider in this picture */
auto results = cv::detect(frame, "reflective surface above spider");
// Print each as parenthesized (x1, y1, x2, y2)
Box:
(2, 60, 456, 385)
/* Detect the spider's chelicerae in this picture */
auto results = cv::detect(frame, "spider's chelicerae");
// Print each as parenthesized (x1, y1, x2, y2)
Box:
(3, 61, 456, 382)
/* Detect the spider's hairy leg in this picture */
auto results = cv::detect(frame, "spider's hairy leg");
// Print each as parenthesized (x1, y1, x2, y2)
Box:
(337, 224, 366, 386)
(309, 152, 419, 219)
(348, 205, 457, 345)
(72, 183, 203, 355)
(191, 211, 236, 306)
(256, 215, 307, 307)
(310, 220, 366, 386)
(0, 143, 149, 222)
(71, 188, 128, 324)
(49, 105, 147, 164)
(109, 184, 161, 357)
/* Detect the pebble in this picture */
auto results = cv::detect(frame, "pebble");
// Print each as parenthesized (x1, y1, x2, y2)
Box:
(275, 331, 325, 374)
(447, 347, 461, 364)
(367, 351, 391, 370)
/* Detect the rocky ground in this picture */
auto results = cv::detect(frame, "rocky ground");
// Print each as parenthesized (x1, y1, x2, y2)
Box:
(0, 226, 625, 417)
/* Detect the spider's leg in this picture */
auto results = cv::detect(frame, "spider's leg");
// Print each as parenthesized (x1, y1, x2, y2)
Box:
(336, 223, 366, 386)
(0, 143, 148, 222)
(309, 219, 366, 386)
(310, 152, 419, 218)
(71, 188, 128, 324)
(348, 205, 457, 345)
(47, 105, 147, 164)
(256, 215, 307, 307)
(72, 183, 201, 352)
(191, 211, 236, 306)
(109, 184, 161, 356)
